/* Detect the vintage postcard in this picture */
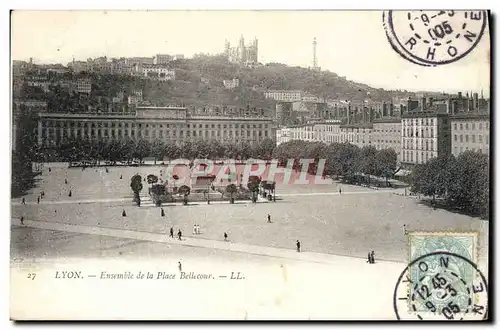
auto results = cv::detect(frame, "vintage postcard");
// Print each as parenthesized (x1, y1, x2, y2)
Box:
(10, 10, 490, 320)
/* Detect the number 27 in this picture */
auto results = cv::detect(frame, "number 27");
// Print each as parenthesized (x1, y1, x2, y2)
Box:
(27, 273, 36, 280)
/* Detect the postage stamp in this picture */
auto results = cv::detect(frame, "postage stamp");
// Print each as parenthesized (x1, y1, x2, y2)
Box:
(383, 10, 488, 66)
(392, 232, 487, 320)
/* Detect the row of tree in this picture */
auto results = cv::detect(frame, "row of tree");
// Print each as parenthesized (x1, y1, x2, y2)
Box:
(273, 140, 399, 183)
(37, 138, 276, 164)
(410, 151, 489, 219)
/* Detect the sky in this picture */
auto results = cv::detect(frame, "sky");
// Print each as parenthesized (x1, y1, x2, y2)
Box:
(11, 10, 490, 96)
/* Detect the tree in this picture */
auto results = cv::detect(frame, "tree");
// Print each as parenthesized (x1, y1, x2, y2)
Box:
(359, 145, 378, 185)
(164, 143, 181, 160)
(178, 185, 191, 205)
(147, 174, 159, 186)
(447, 151, 489, 217)
(376, 148, 398, 185)
(134, 139, 151, 163)
(325, 142, 360, 179)
(226, 184, 237, 204)
(130, 174, 143, 206)
(247, 175, 261, 203)
(151, 140, 166, 164)
(151, 183, 166, 207)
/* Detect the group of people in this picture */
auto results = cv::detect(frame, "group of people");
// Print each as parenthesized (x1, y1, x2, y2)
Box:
(169, 227, 183, 241)
(192, 224, 201, 235)
(366, 250, 376, 264)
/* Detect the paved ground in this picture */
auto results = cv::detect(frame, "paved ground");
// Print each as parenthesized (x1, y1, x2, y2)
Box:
(10, 163, 489, 320)
(11, 164, 489, 263)
(10, 225, 405, 320)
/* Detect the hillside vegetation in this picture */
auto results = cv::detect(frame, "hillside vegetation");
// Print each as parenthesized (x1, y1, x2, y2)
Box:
(127, 54, 415, 108)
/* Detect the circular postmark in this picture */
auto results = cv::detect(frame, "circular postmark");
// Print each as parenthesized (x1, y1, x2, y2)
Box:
(383, 10, 488, 66)
(393, 251, 488, 320)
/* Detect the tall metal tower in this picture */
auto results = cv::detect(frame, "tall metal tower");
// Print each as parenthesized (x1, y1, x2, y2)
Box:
(312, 37, 318, 69)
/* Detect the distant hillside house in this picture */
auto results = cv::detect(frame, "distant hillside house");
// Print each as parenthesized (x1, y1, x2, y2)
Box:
(113, 91, 125, 103)
(154, 54, 173, 65)
(135, 64, 175, 81)
(223, 78, 239, 89)
(264, 90, 302, 102)
(76, 79, 91, 94)
(128, 90, 143, 105)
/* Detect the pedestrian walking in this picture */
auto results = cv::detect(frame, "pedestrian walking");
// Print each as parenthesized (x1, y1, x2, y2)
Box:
(161, 208, 165, 217)
(178, 261, 182, 272)
(169, 227, 174, 238)
(178, 230, 182, 241)
(122, 209, 127, 217)
(267, 214, 272, 223)
(224, 232, 228, 242)
(20, 216, 24, 225)
(193, 224, 197, 235)
(403, 224, 408, 236)
(21, 198, 25, 205)
(367, 251, 372, 264)
(65, 178, 68, 184)
(37, 196, 40, 204)
(120, 174, 123, 179)
(196, 224, 200, 234)
(68, 190, 72, 197)
(296, 240, 301, 252)
(371, 251, 376, 264)
(48, 167, 51, 172)
(339, 187, 342, 194)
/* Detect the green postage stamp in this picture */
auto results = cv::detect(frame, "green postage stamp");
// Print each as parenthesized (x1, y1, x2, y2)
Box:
(399, 232, 487, 320)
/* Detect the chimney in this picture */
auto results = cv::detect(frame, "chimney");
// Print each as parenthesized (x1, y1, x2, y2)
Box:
(473, 93, 479, 110)
(458, 92, 462, 99)
(420, 97, 427, 111)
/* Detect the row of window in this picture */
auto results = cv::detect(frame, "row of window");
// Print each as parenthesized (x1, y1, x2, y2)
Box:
(402, 127, 435, 138)
(402, 118, 435, 126)
(453, 121, 489, 131)
(42, 128, 269, 138)
(42, 121, 270, 130)
(454, 134, 489, 144)
(403, 139, 435, 151)
(376, 140, 399, 145)
(402, 151, 437, 163)
(453, 147, 488, 154)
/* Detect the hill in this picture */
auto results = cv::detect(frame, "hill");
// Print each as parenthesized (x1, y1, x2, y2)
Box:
(138, 54, 417, 110)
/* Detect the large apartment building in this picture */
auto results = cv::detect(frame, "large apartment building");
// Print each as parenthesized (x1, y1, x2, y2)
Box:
(372, 118, 402, 161)
(37, 106, 275, 147)
(400, 112, 451, 166)
(450, 113, 490, 156)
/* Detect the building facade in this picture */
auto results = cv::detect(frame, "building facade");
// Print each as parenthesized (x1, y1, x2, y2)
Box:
(136, 65, 175, 81)
(154, 54, 173, 65)
(450, 113, 490, 156)
(37, 106, 275, 147)
(264, 90, 302, 102)
(223, 78, 240, 89)
(289, 124, 315, 142)
(313, 120, 342, 144)
(76, 79, 92, 94)
(400, 112, 451, 166)
(339, 123, 373, 148)
(276, 127, 291, 146)
(372, 118, 402, 161)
